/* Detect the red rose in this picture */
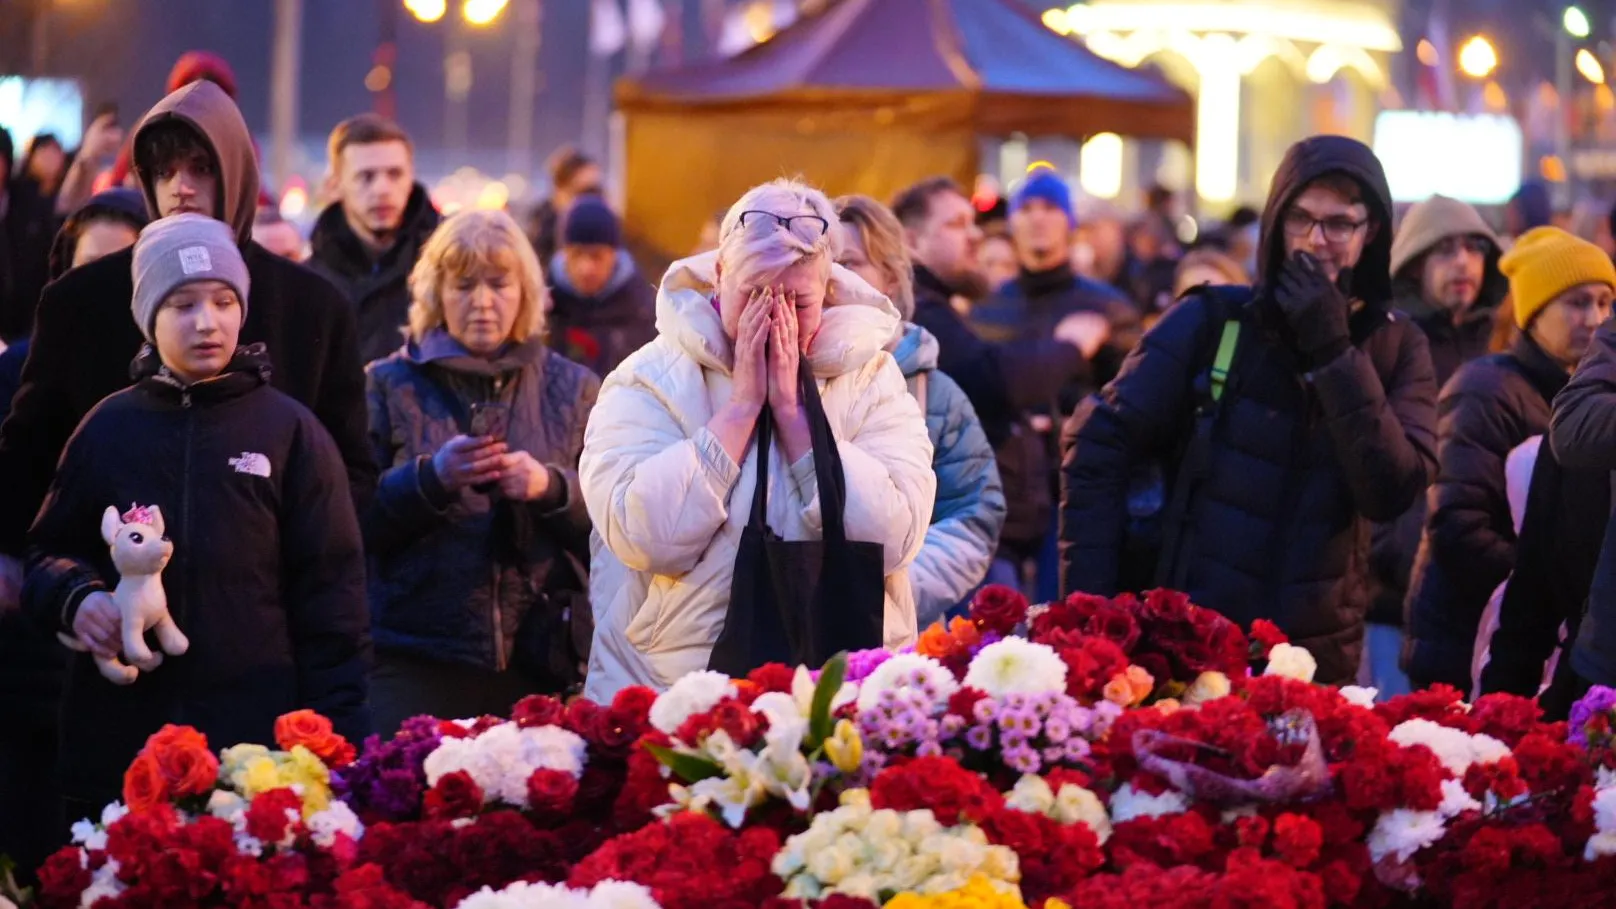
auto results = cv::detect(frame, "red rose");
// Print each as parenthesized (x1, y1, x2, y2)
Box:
(245, 787, 306, 845)
(511, 695, 567, 729)
(1272, 813, 1323, 868)
(1087, 601, 1142, 652)
(275, 710, 357, 767)
(746, 664, 797, 694)
(676, 698, 763, 749)
(563, 699, 606, 739)
(611, 685, 659, 722)
(971, 585, 1028, 635)
(422, 771, 484, 821)
(123, 752, 170, 814)
(526, 768, 579, 819)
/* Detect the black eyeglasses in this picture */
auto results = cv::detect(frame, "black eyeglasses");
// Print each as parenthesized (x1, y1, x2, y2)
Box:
(736, 210, 830, 243)
(1281, 209, 1368, 243)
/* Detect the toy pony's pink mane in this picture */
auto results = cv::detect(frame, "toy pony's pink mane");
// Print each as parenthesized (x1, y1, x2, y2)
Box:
(121, 504, 157, 527)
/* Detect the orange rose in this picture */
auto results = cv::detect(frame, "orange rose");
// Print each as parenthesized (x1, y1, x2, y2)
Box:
(123, 752, 168, 814)
(152, 739, 220, 798)
(916, 622, 954, 659)
(275, 710, 355, 767)
(1123, 665, 1155, 703)
(945, 617, 981, 650)
(1101, 674, 1135, 707)
(146, 724, 209, 755)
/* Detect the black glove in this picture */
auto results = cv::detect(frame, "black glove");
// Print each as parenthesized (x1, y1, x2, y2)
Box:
(1273, 251, 1351, 366)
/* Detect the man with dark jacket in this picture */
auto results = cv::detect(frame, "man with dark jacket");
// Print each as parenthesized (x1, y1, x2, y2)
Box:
(0, 80, 376, 610)
(529, 145, 603, 265)
(308, 114, 441, 365)
(973, 171, 1142, 600)
(1364, 195, 1505, 693)
(546, 197, 654, 378)
(1406, 227, 1613, 690)
(891, 176, 1091, 589)
(0, 127, 59, 343)
(1061, 135, 1439, 685)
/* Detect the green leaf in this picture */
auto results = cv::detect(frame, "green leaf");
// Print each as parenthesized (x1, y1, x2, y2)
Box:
(644, 743, 724, 783)
(809, 652, 848, 747)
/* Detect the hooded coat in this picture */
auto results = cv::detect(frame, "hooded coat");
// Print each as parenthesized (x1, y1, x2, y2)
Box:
(1367, 197, 1507, 627)
(546, 249, 657, 379)
(308, 184, 442, 366)
(1404, 334, 1569, 689)
(364, 332, 598, 673)
(580, 253, 935, 701)
(0, 80, 376, 559)
(889, 323, 1006, 626)
(22, 345, 369, 805)
(1060, 136, 1439, 684)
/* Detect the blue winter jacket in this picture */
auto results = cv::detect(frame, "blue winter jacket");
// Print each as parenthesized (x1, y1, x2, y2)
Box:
(890, 323, 1006, 626)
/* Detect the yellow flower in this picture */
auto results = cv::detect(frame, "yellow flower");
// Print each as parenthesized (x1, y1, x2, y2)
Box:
(1182, 671, 1231, 707)
(241, 756, 283, 797)
(824, 719, 864, 774)
(882, 874, 1029, 909)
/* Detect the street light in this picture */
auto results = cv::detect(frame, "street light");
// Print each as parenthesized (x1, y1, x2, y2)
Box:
(404, 0, 446, 23)
(1565, 6, 1591, 40)
(1577, 47, 1605, 83)
(1458, 35, 1498, 79)
(462, 0, 508, 26)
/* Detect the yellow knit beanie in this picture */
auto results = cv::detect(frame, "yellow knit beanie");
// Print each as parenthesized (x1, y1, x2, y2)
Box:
(1501, 226, 1616, 328)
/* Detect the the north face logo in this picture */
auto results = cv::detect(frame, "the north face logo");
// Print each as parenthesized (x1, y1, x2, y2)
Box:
(228, 452, 272, 478)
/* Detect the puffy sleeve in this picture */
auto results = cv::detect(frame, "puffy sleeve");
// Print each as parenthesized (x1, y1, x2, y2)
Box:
(797, 353, 936, 574)
(579, 369, 740, 579)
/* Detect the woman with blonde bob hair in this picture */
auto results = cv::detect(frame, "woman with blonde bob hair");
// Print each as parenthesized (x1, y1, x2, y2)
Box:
(364, 208, 601, 732)
(835, 194, 1005, 626)
(580, 178, 936, 699)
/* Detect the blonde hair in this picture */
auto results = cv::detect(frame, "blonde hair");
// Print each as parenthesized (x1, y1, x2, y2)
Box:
(408, 209, 548, 344)
(717, 178, 837, 289)
(834, 194, 915, 320)
(1173, 248, 1249, 296)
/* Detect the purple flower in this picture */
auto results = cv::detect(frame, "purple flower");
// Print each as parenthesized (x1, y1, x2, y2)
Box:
(965, 725, 993, 751)
(1062, 738, 1091, 763)
(846, 648, 895, 682)
(940, 715, 966, 737)
(972, 699, 998, 725)
(1571, 686, 1616, 746)
(1043, 746, 1066, 765)
(1043, 718, 1071, 743)
(1001, 731, 1028, 750)
(1004, 745, 1041, 774)
(916, 740, 944, 758)
(332, 714, 443, 821)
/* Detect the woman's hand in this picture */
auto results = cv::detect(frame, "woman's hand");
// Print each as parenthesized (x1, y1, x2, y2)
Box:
(768, 290, 812, 462)
(498, 450, 552, 501)
(72, 591, 122, 660)
(730, 287, 772, 416)
(431, 434, 507, 492)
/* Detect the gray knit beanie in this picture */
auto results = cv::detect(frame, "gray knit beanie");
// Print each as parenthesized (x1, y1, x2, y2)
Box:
(131, 213, 249, 342)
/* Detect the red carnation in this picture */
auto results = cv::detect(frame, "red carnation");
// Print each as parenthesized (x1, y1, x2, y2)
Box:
(569, 812, 784, 909)
(946, 686, 988, 721)
(244, 786, 305, 845)
(1512, 732, 1592, 793)
(526, 769, 579, 820)
(35, 847, 93, 909)
(511, 694, 567, 729)
(971, 584, 1029, 635)
(980, 805, 1103, 903)
(747, 663, 797, 694)
(1250, 619, 1289, 656)
(612, 685, 659, 720)
(1272, 813, 1324, 869)
(675, 697, 763, 749)
(423, 770, 484, 821)
(1462, 757, 1527, 804)
(1467, 694, 1545, 747)
(564, 699, 606, 740)
(870, 756, 1003, 825)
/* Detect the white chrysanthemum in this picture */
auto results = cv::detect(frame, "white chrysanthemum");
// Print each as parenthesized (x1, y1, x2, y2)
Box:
(1338, 686, 1379, 708)
(651, 670, 736, 735)
(1263, 644, 1318, 682)
(1182, 671, 1231, 707)
(963, 638, 1068, 698)
(1438, 779, 1482, 819)
(307, 800, 365, 848)
(1388, 719, 1510, 776)
(1368, 809, 1447, 863)
(1108, 783, 1188, 823)
(855, 653, 958, 712)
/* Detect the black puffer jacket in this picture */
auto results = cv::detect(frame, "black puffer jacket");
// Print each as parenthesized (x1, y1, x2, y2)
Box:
(23, 346, 370, 804)
(1405, 334, 1568, 689)
(308, 184, 441, 366)
(1550, 320, 1616, 686)
(365, 332, 598, 674)
(1060, 136, 1439, 685)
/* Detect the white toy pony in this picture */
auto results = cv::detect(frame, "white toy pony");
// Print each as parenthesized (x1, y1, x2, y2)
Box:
(57, 504, 187, 685)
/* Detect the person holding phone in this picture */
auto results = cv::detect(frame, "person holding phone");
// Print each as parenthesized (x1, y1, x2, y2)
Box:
(364, 209, 599, 733)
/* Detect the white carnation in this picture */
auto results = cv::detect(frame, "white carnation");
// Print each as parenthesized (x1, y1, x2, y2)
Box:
(855, 654, 959, 712)
(1054, 784, 1113, 844)
(1108, 783, 1187, 823)
(963, 638, 1068, 698)
(307, 800, 365, 848)
(1388, 719, 1510, 776)
(452, 880, 662, 909)
(1438, 779, 1482, 819)
(1594, 785, 1616, 834)
(651, 670, 736, 735)
(1263, 643, 1318, 682)
(1004, 774, 1056, 815)
(1338, 686, 1379, 708)
(1368, 810, 1447, 864)
(424, 721, 589, 809)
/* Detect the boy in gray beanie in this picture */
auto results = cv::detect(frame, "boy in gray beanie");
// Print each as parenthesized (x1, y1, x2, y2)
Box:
(131, 213, 250, 381)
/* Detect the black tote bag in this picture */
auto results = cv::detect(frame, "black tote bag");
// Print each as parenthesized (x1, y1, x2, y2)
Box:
(707, 358, 887, 675)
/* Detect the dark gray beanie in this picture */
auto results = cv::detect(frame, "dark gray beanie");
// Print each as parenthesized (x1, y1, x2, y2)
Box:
(131, 213, 249, 342)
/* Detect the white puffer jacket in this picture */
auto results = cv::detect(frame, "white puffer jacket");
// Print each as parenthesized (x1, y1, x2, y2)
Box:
(580, 252, 936, 701)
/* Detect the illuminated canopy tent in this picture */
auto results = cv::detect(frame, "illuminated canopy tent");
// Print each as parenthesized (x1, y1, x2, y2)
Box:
(615, 0, 1194, 259)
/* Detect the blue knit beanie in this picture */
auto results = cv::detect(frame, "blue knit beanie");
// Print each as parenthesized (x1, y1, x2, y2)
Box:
(1011, 170, 1076, 228)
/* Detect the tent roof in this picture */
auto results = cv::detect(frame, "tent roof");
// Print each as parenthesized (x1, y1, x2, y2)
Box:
(618, 0, 1194, 143)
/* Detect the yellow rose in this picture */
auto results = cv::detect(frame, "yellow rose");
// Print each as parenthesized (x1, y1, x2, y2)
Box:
(241, 756, 283, 796)
(1182, 671, 1232, 707)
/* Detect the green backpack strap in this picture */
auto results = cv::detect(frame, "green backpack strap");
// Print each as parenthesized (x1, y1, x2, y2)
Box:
(1209, 319, 1242, 403)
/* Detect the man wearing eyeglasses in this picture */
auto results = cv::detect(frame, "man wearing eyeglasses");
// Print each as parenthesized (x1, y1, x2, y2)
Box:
(1361, 196, 1505, 696)
(1060, 135, 1438, 686)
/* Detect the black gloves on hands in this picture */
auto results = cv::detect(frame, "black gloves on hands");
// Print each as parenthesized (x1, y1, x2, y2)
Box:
(1274, 251, 1351, 367)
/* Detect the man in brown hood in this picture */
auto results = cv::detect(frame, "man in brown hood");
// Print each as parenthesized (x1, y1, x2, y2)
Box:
(0, 80, 376, 605)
